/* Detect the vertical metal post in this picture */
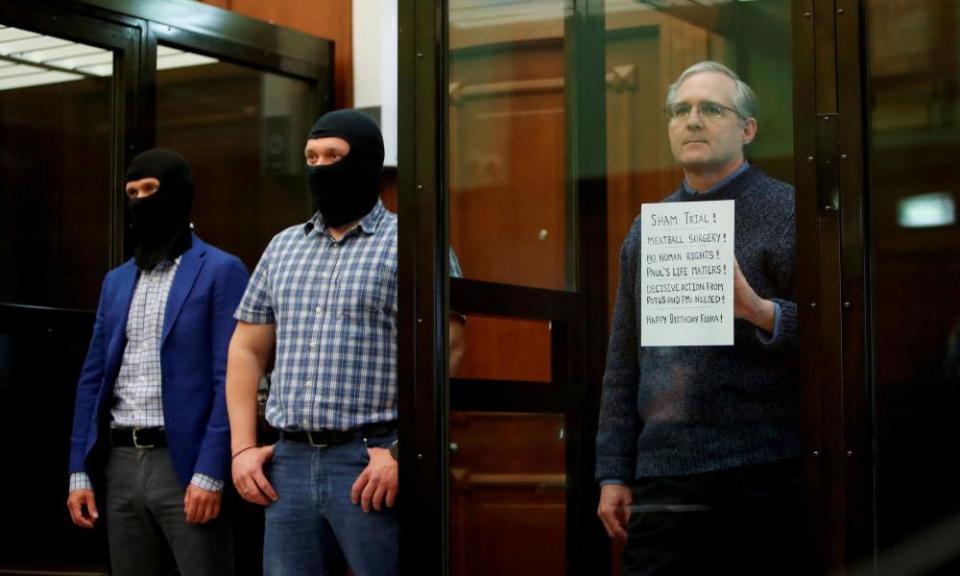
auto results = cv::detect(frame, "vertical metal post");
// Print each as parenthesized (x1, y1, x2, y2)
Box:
(398, 0, 451, 573)
(566, 0, 610, 573)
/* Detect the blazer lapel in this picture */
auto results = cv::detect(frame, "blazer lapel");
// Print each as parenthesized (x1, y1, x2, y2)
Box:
(162, 238, 206, 346)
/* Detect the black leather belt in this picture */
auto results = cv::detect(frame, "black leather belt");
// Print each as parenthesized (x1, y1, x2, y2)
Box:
(281, 421, 396, 447)
(111, 427, 166, 448)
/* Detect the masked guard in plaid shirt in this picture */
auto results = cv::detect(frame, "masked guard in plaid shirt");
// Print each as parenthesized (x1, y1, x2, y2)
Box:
(226, 109, 465, 576)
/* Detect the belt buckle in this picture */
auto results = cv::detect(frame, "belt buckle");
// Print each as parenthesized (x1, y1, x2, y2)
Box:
(305, 431, 327, 448)
(132, 428, 155, 449)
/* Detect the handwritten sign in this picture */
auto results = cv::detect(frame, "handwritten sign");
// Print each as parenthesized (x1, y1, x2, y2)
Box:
(640, 200, 735, 347)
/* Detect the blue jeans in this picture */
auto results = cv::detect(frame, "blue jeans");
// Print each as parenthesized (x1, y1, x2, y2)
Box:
(263, 436, 398, 576)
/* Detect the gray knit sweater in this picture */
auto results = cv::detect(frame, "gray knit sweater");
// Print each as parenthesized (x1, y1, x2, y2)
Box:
(595, 166, 799, 481)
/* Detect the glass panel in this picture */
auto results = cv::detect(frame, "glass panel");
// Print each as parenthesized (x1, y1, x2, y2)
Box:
(155, 46, 314, 269)
(0, 27, 113, 309)
(868, 1, 960, 570)
(450, 412, 566, 576)
(0, 22, 115, 570)
(0, 326, 107, 567)
(445, 1, 799, 573)
(605, 1, 794, 316)
(602, 2, 801, 574)
(449, 0, 572, 291)
(456, 316, 551, 382)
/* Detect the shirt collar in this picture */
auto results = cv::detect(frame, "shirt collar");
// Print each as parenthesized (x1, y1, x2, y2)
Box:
(682, 161, 750, 196)
(303, 199, 386, 237)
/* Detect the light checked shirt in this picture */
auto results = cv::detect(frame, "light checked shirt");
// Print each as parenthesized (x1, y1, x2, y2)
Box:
(70, 258, 223, 493)
(235, 200, 461, 432)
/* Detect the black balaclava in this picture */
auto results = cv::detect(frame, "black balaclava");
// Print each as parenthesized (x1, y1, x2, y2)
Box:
(125, 148, 194, 270)
(306, 109, 385, 227)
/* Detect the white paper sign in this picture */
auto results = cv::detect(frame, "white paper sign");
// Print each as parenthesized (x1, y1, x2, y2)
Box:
(640, 200, 735, 347)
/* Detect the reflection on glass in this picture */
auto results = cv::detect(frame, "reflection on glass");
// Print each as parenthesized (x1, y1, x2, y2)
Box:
(447, 0, 800, 573)
(155, 46, 314, 269)
(0, 26, 114, 89)
(604, 1, 794, 316)
(869, 1, 960, 571)
(0, 22, 115, 569)
(450, 412, 566, 576)
(897, 192, 956, 229)
(0, 26, 112, 309)
(449, 0, 572, 291)
(455, 316, 551, 383)
(599, 2, 800, 574)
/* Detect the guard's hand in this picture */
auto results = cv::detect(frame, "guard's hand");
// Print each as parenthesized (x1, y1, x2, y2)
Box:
(597, 484, 632, 541)
(232, 445, 278, 506)
(351, 447, 398, 513)
(66, 489, 99, 528)
(184, 485, 222, 524)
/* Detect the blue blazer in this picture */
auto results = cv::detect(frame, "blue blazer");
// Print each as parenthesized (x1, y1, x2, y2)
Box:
(68, 235, 249, 488)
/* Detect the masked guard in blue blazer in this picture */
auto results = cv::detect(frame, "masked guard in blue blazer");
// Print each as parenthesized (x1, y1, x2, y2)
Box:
(66, 148, 249, 576)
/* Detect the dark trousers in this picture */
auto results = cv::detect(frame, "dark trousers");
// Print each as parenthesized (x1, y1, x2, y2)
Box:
(105, 447, 234, 576)
(623, 459, 804, 576)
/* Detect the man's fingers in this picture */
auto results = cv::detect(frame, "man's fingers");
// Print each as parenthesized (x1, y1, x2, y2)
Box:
(184, 488, 205, 524)
(612, 510, 628, 539)
(209, 499, 221, 522)
(361, 479, 377, 513)
(66, 500, 86, 527)
(352, 449, 397, 512)
(71, 507, 94, 529)
(351, 472, 369, 505)
(603, 512, 627, 540)
(197, 499, 213, 524)
(612, 507, 629, 539)
(85, 494, 99, 521)
(371, 484, 386, 512)
(601, 516, 616, 538)
(261, 444, 275, 461)
(598, 504, 629, 540)
(240, 481, 272, 506)
(253, 470, 278, 502)
(185, 497, 200, 524)
(67, 492, 98, 528)
(183, 489, 222, 523)
(598, 509, 615, 538)
(232, 446, 278, 506)
(243, 489, 271, 506)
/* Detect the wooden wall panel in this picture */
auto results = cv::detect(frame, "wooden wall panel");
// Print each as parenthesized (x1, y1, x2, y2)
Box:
(449, 42, 567, 292)
(201, 0, 353, 108)
(447, 33, 568, 574)
(448, 41, 565, 384)
(450, 413, 566, 576)
(455, 317, 551, 383)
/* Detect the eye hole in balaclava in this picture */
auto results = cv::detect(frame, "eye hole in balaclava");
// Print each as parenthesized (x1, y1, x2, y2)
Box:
(125, 148, 194, 270)
(306, 109, 385, 228)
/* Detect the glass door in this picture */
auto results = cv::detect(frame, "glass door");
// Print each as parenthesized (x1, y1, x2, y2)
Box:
(447, 2, 579, 574)
(866, 1, 960, 573)
(0, 3, 140, 570)
(401, 0, 815, 574)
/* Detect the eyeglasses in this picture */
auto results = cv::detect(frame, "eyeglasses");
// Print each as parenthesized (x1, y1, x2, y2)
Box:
(665, 101, 745, 121)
